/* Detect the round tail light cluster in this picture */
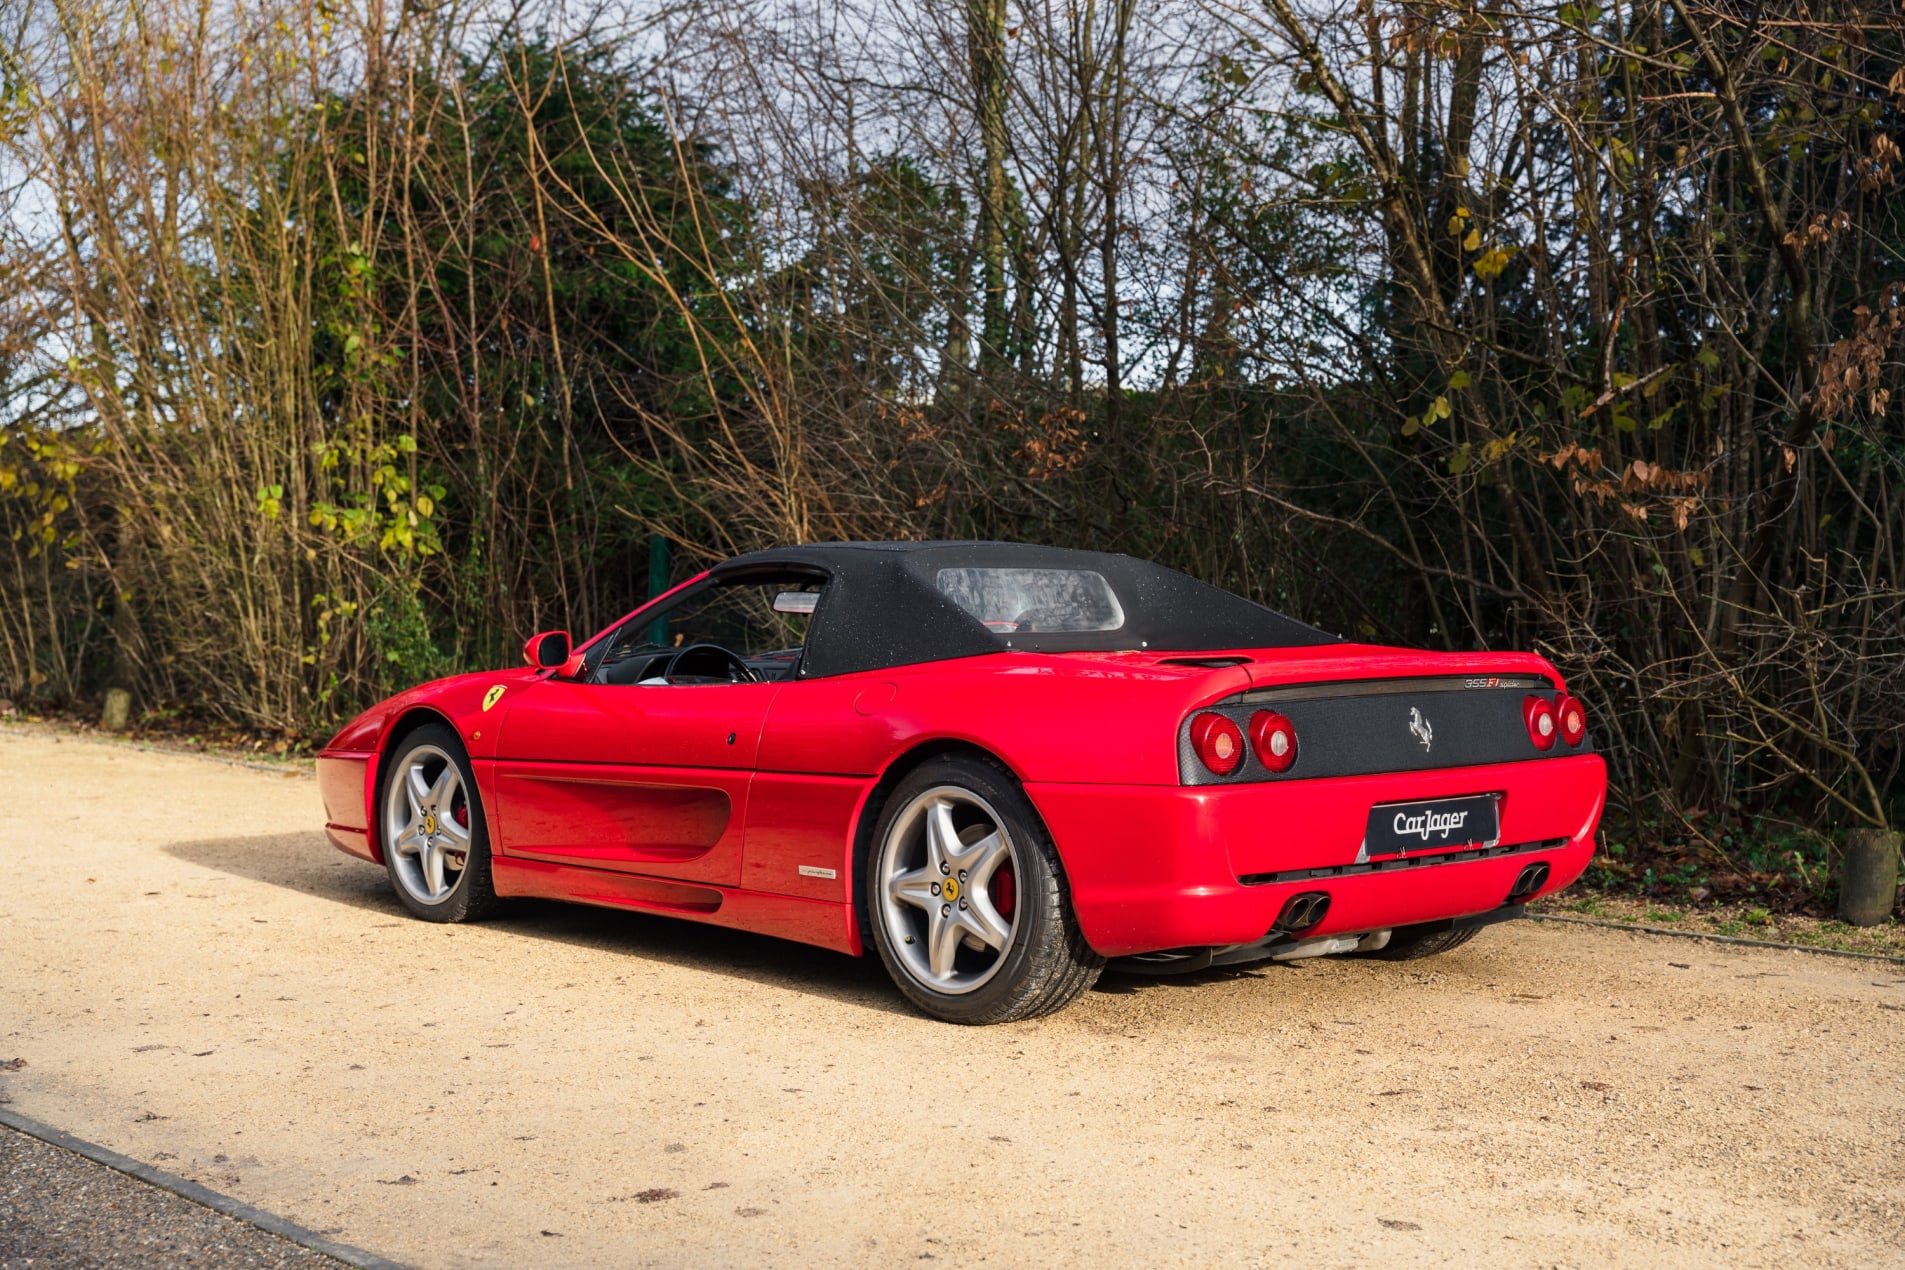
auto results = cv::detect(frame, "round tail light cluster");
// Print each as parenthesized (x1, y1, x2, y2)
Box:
(1250, 710, 1298, 772)
(1190, 710, 1300, 776)
(1525, 693, 1588, 750)
(1557, 695, 1587, 746)
(1523, 696, 1556, 750)
(1189, 712, 1245, 775)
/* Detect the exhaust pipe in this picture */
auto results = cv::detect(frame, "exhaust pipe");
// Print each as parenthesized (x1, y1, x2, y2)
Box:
(1272, 890, 1331, 934)
(1203, 923, 1392, 968)
(1270, 933, 1363, 960)
(1506, 861, 1551, 903)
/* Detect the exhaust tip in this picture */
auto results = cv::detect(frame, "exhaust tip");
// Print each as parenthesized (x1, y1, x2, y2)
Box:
(1273, 890, 1331, 934)
(1506, 861, 1551, 903)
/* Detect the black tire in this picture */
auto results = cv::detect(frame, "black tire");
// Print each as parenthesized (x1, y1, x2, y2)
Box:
(377, 723, 499, 923)
(1371, 922, 1481, 961)
(860, 754, 1103, 1024)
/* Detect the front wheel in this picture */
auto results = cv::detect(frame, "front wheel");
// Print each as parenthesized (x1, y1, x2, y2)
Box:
(864, 755, 1103, 1024)
(379, 723, 499, 923)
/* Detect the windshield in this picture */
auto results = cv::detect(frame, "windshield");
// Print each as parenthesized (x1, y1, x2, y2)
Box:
(935, 567, 1125, 634)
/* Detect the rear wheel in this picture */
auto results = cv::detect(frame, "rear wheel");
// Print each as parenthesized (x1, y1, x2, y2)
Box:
(864, 755, 1102, 1024)
(379, 723, 498, 923)
(1371, 923, 1480, 960)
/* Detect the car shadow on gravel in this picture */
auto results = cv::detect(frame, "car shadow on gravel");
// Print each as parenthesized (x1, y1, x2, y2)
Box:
(163, 833, 911, 1017)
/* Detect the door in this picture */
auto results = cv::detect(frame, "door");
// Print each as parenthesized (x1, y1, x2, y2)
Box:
(490, 572, 824, 886)
(491, 678, 777, 885)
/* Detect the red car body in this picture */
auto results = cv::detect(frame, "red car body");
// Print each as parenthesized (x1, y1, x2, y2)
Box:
(318, 544, 1604, 966)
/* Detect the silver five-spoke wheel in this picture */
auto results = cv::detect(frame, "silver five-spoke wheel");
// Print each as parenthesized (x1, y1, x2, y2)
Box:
(876, 786, 1021, 995)
(863, 755, 1103, 1023)
(383, 742, 472, 906)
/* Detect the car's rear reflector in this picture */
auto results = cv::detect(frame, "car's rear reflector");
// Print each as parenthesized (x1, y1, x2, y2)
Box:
(1557, 695, 1586, 746)
(1249, 710, 1298, 773)
(1190, 712, 1246, 775)
(1523, 695, 1557, 751)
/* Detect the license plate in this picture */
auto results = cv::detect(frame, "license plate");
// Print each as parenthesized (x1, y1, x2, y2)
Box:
(1364, 795, 1500, 858)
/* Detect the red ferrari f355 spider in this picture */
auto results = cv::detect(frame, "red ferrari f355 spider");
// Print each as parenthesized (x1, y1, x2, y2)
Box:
(318, 542, 1605, 1023)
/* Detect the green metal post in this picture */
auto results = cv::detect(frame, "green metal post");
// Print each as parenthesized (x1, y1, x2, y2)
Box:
(646, 535, 672, 647)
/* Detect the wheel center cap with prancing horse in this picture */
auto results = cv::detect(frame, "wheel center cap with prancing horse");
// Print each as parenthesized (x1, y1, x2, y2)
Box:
(941, 875, 961, 902)
(422, 812, 439, 837)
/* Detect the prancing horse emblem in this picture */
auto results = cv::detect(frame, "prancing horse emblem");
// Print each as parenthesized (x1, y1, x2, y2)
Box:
(1408, 707, 1433, 751)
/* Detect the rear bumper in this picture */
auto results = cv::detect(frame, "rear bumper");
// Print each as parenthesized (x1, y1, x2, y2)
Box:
(1026, 754, 1604, 957)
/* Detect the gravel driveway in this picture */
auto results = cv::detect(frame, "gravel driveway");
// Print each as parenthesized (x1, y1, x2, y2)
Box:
(2, 726, 1901, 1266)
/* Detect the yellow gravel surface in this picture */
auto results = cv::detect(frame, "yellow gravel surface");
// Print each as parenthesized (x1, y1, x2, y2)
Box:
(2, 727, 1902, 1267)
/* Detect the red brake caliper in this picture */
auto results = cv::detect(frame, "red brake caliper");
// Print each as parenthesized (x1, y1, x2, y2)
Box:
(990, 864, 1015, 917)
(449, 799, 470, 864)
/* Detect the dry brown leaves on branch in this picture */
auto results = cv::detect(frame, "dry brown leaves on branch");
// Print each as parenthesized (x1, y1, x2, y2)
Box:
(1858, 133, 1899, 193)
(1816, 283, 1905, 421)
(1001, 406, 1088, 481)
(1544, 446, 1708, 528)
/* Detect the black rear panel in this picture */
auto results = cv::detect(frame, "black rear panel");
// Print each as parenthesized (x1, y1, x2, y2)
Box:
(1177, 676, 1592, 785)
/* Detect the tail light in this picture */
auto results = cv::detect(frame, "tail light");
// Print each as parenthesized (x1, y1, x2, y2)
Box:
(1523, 695, 1557, 751)
(1190, 712, 1246, 775)
(1249, 710, 1298, 773)
(1557, 695, 1586, 746)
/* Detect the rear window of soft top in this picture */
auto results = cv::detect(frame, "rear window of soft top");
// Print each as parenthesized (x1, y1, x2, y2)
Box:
(935, 567, 1126, 634)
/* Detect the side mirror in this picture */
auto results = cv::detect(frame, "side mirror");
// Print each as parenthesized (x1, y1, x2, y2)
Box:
(523, 629, 572, 669)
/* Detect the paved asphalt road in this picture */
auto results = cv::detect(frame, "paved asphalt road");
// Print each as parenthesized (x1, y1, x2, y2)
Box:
(1, 725, 1902, 1267)
(0, 1122, 340, 1268)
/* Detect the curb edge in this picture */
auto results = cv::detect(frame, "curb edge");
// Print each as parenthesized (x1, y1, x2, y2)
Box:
(0, 1105, 406, 1270)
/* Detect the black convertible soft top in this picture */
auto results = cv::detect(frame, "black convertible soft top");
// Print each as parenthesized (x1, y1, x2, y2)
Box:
(711, 541, 1338, 679)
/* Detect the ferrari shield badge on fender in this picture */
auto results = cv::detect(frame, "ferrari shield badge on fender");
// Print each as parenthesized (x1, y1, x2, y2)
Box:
(482, 684, 506, 712)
